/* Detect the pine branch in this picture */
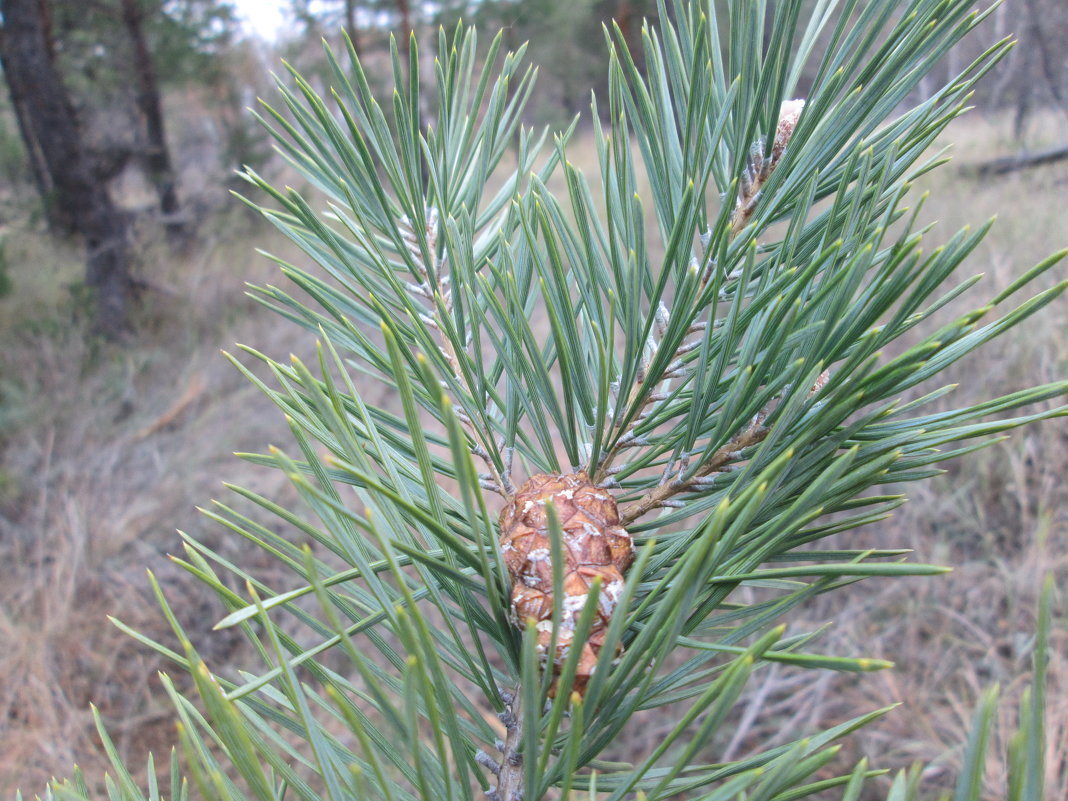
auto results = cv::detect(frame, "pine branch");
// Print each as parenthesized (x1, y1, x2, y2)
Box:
(399, 208, 514, 498)
(619, 412, 770, 526)
(41, 4, 1068, 801)
(606, 97, 809, 520)
(618, 368, 831, 525)
(488, 690, 524, 801)
(729, 99, 805, 239)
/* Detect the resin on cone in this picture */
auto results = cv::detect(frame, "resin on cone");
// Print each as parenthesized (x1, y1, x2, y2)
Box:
(498, 471, 634, 694)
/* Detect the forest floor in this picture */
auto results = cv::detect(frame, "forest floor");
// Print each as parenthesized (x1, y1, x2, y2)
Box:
(0, 111, 1065, 798)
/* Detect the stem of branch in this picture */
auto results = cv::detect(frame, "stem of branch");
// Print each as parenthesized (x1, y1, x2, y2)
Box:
(618, 418, 769, 527)
(493, 691, 524, 801)
(404, 210, 512, 500)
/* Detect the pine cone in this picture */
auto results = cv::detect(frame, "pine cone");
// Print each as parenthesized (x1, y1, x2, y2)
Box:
(498, 471, 634, 695)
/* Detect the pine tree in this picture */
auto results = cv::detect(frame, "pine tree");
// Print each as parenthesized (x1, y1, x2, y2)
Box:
(0, 0, 134, 336)
(43, 1, 1061, 799)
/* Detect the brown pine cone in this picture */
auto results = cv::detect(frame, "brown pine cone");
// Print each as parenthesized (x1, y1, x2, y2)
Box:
(498, 471, 634, 695)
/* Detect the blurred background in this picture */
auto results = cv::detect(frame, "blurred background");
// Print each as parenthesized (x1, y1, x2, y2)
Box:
(0, 0, 1065, 797)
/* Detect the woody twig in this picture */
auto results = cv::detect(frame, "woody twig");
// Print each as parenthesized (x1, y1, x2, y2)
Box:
(619, 368, 829, 527)
(606, 99, 809, 519)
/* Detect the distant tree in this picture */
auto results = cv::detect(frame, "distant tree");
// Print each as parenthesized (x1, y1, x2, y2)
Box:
(290, 0, 415, 56)
(343, 0, 358, 48)
(436, 0, 659, 125)
(0, 0, 134, 335)
(947, 0, 1068, 140)
(48, 0, 237, 99)
(47, 0, 238, 224)
(1015, 0, 1068, 136)
(120, 0, 183, 233)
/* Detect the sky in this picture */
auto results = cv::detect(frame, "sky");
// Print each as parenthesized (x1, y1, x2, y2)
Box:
(232, 0, 290, 41)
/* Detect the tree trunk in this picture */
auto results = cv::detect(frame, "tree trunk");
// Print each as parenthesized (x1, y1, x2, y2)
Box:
(396, 0, 412, 58)
(2, 0, 68, 232)
(615, 0, 638, 49)
(6, 63, 54, 216)
(0, 0, 133, 336)
(343, 0, 359, 52)
(1023, 0, 1068, 121)
(119, 0, 184, 236)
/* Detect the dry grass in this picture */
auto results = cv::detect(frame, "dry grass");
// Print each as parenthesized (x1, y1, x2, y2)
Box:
(676, 110, 1068, 798)
(0, 109, 1065, 798)
(0, 209, 311, 794)
(816, 110, 1068, 798)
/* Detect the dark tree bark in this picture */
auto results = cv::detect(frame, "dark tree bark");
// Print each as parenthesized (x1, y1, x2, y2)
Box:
(614, 0, 638, 48)
(611, 0, 651, 77)
(343, 0, 359, 51)
(0, 0, 133, 336)
(396, 0, 411, 58)
(119, 0, 183, 235)
(6, 57, 53, 212)
(2, 0, 72, 233)
(1023, 0, 1068, 122)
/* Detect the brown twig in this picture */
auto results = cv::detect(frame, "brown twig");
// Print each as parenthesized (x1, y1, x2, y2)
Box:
(618, 415, 770, 527)
(134, 371, 206, 439)
(618, 366, 828, 526)
(489, 690, 524, 801)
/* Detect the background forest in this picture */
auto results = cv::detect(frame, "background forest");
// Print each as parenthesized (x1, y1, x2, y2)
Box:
(0, 0, 1066, 797)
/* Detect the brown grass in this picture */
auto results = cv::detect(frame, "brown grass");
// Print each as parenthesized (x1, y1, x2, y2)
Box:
(0, 210, 310, 793)
(681, 110, 1068, 798)
(0, 109, 1065, 798)
(817, 110, 1068, 797)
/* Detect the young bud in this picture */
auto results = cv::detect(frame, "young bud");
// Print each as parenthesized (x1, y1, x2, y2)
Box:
(771, 99, 805, 167)
(731, 98, 806, 238)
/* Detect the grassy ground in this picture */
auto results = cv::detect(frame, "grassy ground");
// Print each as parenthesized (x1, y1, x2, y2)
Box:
(0, 206, 309, 791)
(807, 116, 1068, 796)
(0, 110, 1064, 798)
(691, 111, 1068, 797)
